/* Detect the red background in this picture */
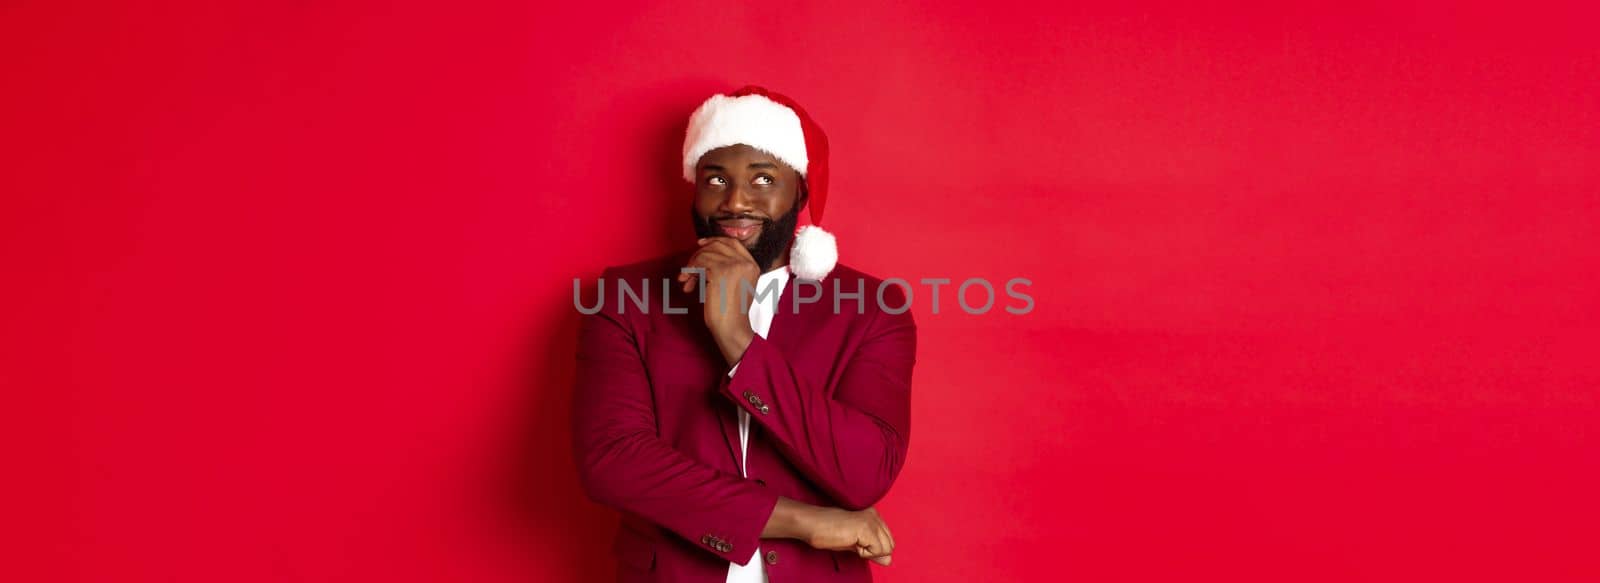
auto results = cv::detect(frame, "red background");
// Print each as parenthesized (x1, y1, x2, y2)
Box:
(5, 1, 1598, 581)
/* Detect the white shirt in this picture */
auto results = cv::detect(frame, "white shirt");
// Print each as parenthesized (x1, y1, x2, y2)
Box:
(726, 266, 789, 583)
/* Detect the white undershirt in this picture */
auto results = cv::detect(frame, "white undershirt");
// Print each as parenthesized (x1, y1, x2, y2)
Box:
(726, 266, 789, 583)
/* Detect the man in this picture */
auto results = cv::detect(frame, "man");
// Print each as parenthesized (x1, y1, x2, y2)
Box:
(571, 86, 917, 582)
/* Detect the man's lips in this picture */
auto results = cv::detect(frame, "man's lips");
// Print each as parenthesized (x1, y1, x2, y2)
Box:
(715, 218, 763, 240)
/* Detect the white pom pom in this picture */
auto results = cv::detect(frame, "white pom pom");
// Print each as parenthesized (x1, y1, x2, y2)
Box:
(789, 225, 838, 281)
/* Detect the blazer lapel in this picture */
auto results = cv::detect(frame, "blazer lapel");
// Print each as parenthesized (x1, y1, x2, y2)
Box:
(675, 282, 748, 476)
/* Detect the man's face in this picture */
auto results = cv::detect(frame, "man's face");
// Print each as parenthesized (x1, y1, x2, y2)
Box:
(691, 144, 804, 270)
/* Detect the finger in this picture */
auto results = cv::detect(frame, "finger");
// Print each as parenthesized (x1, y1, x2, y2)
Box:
(686, 247, 739, 270)
(861, 507, 892, 553)
(869, 524, 889, 556)
(858, 545, 890, 567)
(690, 237, 741, 259)
(699, 236, 754, 258)
(721, 237, 756, 262)
(700, 236, 755, 262)
(684, 249, 710, 266)
(857, 533, 890, 558)
(696, 239, 742, 259)
(692, 246, 735, 262)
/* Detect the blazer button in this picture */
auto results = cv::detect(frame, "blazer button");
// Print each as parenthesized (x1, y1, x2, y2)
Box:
(765, 550, 779, 565)
(758, 405, 770, 415)
(701, 535, 713, 546)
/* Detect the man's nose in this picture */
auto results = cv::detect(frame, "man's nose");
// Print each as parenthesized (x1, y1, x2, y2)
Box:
(719, 183, 755, 213)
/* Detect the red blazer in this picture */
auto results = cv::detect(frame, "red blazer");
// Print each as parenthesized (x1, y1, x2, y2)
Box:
(572, 252, 917, 582)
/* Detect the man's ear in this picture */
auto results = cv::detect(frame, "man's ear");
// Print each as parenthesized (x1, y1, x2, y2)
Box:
(795, 176, 810, 212)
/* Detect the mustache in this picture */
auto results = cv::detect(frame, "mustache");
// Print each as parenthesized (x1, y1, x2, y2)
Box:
(706, 213, 772, 223)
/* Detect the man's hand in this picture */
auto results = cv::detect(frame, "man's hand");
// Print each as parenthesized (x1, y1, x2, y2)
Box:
(676, 237, 760, 365)
(804, 506, 896, 566)
(764, 498, 895, 566)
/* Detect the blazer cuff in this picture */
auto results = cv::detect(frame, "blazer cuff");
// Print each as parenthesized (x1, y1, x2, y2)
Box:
(712, 486, 779, 565)
(722, 336, 779, 418)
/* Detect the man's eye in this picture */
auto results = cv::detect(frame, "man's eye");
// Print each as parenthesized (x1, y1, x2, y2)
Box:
(753, 175, 774, 186)
(707, 176, 726, 186)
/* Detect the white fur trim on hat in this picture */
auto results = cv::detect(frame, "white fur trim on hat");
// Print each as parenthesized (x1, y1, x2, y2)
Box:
(682, 94, 810, 182)
(789, 225, 838, 281)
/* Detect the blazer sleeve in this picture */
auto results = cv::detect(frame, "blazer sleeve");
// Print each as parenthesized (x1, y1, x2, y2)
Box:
(720, 303, 916, 510)
(571, 275, 778, 566)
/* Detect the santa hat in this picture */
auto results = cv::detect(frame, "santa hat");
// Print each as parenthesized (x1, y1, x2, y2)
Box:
(682, 85, 837, 281)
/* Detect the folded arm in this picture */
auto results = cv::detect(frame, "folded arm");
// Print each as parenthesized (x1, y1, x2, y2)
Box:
(720, 306, 916, 510)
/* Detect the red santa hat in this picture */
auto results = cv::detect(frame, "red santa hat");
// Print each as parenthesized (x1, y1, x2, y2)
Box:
(682, 85, 837, 280)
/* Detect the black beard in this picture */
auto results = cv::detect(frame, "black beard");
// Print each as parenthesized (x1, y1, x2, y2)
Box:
(691, 204, 801, 271)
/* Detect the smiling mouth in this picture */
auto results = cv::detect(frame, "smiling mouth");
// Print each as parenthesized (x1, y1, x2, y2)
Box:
(715, 218, 763, 241)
